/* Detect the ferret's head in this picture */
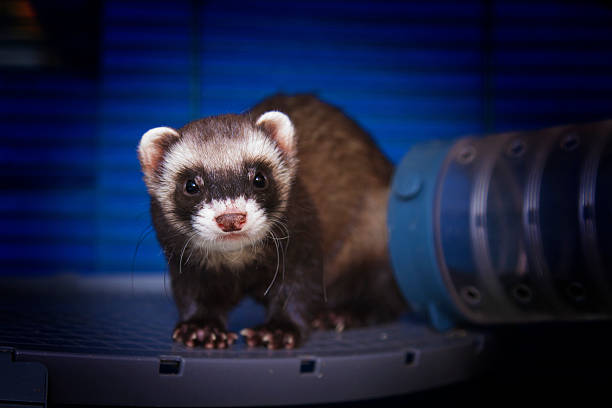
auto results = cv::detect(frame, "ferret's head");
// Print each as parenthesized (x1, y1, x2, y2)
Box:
(138, 111, 297, 252)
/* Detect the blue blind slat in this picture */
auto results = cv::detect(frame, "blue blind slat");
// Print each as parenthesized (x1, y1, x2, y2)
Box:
(491, 1, 612, 132)
(1, 63, 96, 276)
(95, 0, 192, 272)
(3, 0, 612, 275)
(0, 192, 94, 214)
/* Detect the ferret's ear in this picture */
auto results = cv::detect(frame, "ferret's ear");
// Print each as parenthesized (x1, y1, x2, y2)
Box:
(138, 126, 180, 178)
(256, 111, 296, 157)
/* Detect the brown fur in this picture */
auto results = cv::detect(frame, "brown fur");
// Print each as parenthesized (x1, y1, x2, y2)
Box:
(141, 94, 406, 349)
(250, 94, 406, 326)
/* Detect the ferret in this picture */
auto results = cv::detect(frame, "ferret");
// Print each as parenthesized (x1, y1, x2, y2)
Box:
(138, 94, 406, 349)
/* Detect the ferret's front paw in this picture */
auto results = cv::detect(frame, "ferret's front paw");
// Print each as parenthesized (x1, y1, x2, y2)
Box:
(172, 321, 238, 349)
(240, 323, 301, 350)
(311, 311, 357, 332)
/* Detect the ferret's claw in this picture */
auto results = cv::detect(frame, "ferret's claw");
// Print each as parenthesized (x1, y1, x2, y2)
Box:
(240, 323, 301, 349)
(172, 321, 236, 349)
(311, 310, 357, 332)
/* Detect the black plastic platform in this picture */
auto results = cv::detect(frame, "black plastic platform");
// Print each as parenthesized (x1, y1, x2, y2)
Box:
(0, 274, 487, 407)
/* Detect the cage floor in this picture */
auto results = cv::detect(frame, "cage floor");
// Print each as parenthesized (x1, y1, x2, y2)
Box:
(0, 275, 486, 406)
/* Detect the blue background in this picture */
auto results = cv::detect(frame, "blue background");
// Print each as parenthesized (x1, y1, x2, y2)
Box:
(1, 0, 612, 275)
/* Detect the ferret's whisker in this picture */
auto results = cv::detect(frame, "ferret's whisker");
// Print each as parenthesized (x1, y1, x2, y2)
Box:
(264, 230, 281, 296)
(282, 232, 288, 282)
(266, 218, 290, 283)
(268, 215, 290, 237)
(185, 248, 194, 266)
(179, 234, 196, 275)
(269, 219, 290, 241)
(131, 224, 154, 294)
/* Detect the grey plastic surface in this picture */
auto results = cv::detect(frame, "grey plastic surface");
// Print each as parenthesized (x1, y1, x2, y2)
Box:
(0, 348, 47, 408)
(0, 275, 487, 406)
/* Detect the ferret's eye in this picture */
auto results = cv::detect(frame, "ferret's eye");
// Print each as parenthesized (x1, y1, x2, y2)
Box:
(184, 179, 200, 195)
(253, 172, 267, 190)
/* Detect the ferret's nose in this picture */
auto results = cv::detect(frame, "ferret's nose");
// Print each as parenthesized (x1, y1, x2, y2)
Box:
(215, 213, 247, 232)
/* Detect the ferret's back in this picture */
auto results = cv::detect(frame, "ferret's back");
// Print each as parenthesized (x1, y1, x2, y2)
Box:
(250, 94, 393, 284)
(250, 93, 392, 195)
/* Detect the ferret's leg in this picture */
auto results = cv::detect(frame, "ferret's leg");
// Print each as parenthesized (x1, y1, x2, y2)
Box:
(170, 266, 241, 349)
(241, 185, 325, 349)
(312, 262, 407, 332)
(242, 284, 321, 349)
(244, 259, 325, 349)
